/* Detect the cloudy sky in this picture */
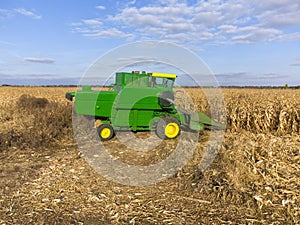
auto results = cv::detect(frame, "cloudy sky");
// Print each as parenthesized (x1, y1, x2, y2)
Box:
(0, 0, 299, 86)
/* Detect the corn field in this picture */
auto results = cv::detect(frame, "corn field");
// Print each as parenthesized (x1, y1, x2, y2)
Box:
(0, 86, 299, 224)
(184, 87, 300, 134)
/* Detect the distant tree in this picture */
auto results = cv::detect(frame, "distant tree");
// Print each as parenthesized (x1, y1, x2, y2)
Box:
(284, 84, 289, 89)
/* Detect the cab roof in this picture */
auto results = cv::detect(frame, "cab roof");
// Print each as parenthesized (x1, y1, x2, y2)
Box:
(150, 72, 177, 79)
(122, 71, 177, 79)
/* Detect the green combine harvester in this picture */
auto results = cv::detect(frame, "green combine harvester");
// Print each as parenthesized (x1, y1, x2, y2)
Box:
(66, 71, 220, 141)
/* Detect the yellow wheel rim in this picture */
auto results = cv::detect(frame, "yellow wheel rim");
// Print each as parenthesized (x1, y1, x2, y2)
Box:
(165, 122, 179, 138)
(100, 127, 111, 139)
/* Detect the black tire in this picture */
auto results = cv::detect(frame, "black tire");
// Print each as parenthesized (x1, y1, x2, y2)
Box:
(158, 91, 174, 108)
(156, 117, 181, 140)
(97, 124, 114, 141)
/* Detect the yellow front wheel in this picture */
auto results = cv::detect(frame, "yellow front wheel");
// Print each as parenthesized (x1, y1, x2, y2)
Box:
(165, 122, 180, 138)
(97, 124, 114, 141)
(156, 117, 181, 139)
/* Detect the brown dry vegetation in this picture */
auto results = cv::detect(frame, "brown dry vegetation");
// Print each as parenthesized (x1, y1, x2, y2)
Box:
(0, 86, 299, 224)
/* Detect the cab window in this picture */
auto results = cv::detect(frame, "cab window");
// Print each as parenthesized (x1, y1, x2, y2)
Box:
(155, 77, 163, 85)
(164, 78, 173, 88)
(150, 77, 173, 88)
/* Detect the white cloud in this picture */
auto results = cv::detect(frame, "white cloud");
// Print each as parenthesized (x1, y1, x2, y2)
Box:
(251, 0, 296, 11)
(24, 57, 55, 64)
(232, 28, 282, 43)
(218, 25, 238, 34)
(71, 0, 300, 44)
(82, 19, 102, 26)
(139, 4, 191, 15)
(83, 28, 134, 40)
(110, 7, 161, 27)
(95, 5, 106, 10)
(125, 0, 136, 7)
(257, 7, 300, 28)
(0, 8, 13, 18)
(192, 11, 224, 26)
(273, 32, 300, 42)
(163, 23, 194, 32)
(14, 8, 41, 19)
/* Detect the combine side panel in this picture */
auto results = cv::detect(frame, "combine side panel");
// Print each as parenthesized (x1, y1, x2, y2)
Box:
(75, 90, 117, 117)
(75, 91, 98, 116)
(112, 109, 156, 130)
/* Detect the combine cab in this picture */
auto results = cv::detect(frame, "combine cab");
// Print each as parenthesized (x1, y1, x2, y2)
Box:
(66, 71, 220, 141)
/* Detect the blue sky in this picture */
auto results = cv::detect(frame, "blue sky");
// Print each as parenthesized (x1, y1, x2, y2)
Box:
(0, 0, 299, 86)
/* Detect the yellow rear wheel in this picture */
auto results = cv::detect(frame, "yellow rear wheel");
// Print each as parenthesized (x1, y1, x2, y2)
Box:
(97, 124, 114, 141)
(100, 127, 111, 139)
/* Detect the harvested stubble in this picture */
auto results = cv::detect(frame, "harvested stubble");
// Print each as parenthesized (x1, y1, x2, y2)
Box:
(0, 86, 300, 224)
(0, 87, 73, 150)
